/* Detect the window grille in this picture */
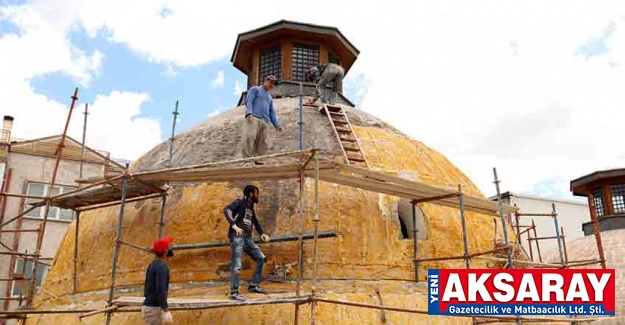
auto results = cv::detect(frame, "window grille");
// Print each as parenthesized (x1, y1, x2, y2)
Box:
(611, 184, 625, 214)
(592, 188, 606, 217)
(259, 47, 281, 82)
(291, 44, 319, 82)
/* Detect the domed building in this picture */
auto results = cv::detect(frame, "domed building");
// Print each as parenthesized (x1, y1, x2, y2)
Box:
(21, 21, 521, 324)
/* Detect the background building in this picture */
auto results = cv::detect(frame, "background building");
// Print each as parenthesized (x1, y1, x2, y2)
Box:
(541, 168, 625, 321)
(0, 116, 124, 316)
(490, 191, 590, 254)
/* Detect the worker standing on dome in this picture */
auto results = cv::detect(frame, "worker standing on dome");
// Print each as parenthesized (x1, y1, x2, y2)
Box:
(142, 237, 174, 325)
(243, 75, 284, 166)
(305, 62, 345, 105)
(223, 185, 271, 300)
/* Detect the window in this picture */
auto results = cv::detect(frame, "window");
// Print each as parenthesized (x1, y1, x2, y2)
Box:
(259, 47, 281, 83)
(291, 44, 319, 82)
(398, 214, 409, 239)
(25, 183, 76, 221)
(396, 200, 428, 240)
(592, 188, 606, 217)
(11, 258, 47, 297)
(611, 184, 625, 214)
(329, 51, 340, 65)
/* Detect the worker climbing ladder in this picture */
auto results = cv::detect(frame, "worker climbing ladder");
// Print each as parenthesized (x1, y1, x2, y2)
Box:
(319, 103, 369, 168)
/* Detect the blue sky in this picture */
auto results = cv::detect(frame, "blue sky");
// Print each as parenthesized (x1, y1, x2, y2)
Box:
(29, 29, 246, 137)
(1, 0, 624, 199)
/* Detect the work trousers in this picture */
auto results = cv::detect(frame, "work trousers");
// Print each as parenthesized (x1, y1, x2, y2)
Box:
(316, 64, 345, 105)
(242, 116, 270, 159)
(230, 236, 266, 292)
(141, 306, 163, 325)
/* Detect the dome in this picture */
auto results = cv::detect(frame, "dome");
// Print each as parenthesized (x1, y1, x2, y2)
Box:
(28, 98, 517, 324)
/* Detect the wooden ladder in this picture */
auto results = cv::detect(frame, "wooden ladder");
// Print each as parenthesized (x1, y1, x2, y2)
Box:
(319, 103, 369, 168)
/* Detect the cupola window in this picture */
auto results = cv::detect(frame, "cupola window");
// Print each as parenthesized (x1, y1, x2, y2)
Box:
(291, 44, 319, 82)
(259, 47, 281, 82)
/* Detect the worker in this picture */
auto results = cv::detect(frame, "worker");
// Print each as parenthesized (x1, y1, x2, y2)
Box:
(305, 62, 345, 105)
(223, 185, 271, 300)
(142, 237, 174, 325)
(243, 75, 284, 166)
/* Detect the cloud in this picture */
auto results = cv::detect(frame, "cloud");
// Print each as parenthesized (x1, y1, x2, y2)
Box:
(577, 22, 617, 58)
(211, 70, 224, 89)
(163, 65, 179, 78)
(208, 108, 222, 118)
(233, 80, 244, 95)
(0, 3, 103, 86)
(4, 0, 625, 199)
(69, 91, 161, 160)
(0, 1, 160, 160)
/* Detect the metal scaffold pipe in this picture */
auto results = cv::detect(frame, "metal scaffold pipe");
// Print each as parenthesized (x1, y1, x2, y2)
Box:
(493, 168, 513, 268)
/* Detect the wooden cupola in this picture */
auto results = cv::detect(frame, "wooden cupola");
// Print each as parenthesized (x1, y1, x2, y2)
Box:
(230, 20, 359, 89)
(571, 168, 625, 235)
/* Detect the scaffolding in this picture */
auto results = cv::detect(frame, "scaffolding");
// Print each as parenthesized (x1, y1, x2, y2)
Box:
(510, 203, 605, 270)
(0, 89, 610, 325)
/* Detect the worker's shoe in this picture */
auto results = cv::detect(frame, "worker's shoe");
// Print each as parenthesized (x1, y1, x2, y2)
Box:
(253, 161, 264, 166)
(229, 291, 246, 301)
(248, 285, 267, 294)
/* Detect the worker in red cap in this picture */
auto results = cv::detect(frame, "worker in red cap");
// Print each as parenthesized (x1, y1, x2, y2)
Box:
(142, 237, 174, 325)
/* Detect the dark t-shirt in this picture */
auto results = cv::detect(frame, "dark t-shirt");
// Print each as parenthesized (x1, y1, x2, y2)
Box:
(143, 259, 169, 309)
(223, 198, 264, 238)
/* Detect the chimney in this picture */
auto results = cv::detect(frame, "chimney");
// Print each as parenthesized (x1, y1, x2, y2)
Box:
(2, 116, 13, 143)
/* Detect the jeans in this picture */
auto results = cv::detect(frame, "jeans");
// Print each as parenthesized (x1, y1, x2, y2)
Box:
(230, 236, 266, 292)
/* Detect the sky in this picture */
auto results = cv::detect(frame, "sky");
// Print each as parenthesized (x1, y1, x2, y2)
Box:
(1, 0, 624, 200)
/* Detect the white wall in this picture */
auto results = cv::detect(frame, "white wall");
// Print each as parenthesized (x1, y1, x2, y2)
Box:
(0, 152, 104, 313)
(507, 194, 590, 259)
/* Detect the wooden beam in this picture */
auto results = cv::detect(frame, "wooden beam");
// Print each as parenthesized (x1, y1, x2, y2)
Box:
(251, 48, 260, 86)
(281, 40, 293, 81)
(75, 193, 163, 212)
(319, 171, 502, 216)
(79, 306, 118, 319)
(337, 164, 516, 215)
(0, 229, 40, 234)
(412, 193, 459, 204)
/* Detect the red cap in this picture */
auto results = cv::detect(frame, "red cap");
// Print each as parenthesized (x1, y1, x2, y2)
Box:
(153, 237, 173, 254)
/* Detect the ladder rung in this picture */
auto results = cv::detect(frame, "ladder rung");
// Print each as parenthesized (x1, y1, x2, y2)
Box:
(329, 112, 344, 116)
(340, 137, 357, 142)
(348, 157, 366, 163)
(326, 106, 342, 112)
(344, 147, 360, 152)
(332, 120, 348, 125)
(336, 128, 352, 133)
